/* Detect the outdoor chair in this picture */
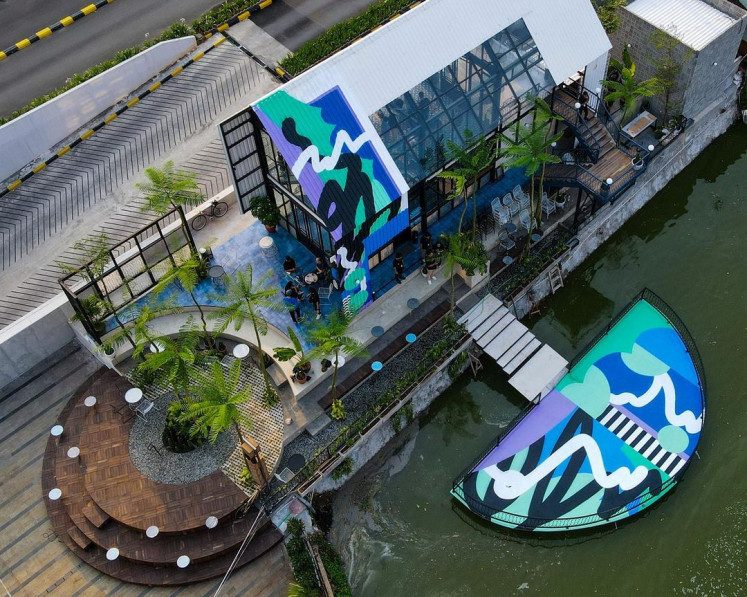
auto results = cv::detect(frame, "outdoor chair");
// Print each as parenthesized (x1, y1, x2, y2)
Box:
(519, 209, 532, 233)
(478, 209, 495, 238)
(498, 230, 516, 252)
(513, 186, 530, 211)
(541, 193, 556, 220)
(501, 193, 519, 216)
(135, 399, 156, 420)
(493, 205, 510, 226)
(318, 282, 334, 306)
(562, 152, 575, 165)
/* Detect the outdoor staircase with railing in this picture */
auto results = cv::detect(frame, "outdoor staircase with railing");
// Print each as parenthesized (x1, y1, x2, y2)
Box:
(546, 86, 650, 205)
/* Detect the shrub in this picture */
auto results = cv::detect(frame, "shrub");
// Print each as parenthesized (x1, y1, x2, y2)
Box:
(239, 466, 254, 487)
(286, 519, 318, 591)
(331, 457, 353, 481)
(330, 399, 347, 421)
(448, 351, 468, 379)
(278, 0, 418, 75)
(312, 534, 353, 597)
(162, 402, 206, 453)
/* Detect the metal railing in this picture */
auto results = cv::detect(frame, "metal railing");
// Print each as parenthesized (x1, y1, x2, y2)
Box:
(550, 92, 601, 161)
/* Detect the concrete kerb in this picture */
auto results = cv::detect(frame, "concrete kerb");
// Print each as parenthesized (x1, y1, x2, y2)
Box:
(0, 0, 117, 62)
(0, 0, 282, 197)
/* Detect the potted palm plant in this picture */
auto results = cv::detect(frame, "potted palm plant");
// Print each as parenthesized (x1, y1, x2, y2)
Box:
(632, 150, 645, 170)
(248, 195, 281, 233)
(272, 326, 311, 384)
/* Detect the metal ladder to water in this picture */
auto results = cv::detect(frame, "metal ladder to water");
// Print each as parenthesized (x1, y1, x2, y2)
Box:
(548, 264, 564, 294)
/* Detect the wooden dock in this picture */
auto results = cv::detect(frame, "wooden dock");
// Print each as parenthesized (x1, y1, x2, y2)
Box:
(459, 294, 567, 401)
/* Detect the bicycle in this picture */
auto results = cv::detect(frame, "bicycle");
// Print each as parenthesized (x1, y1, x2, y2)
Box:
(191, 199, 228, 231)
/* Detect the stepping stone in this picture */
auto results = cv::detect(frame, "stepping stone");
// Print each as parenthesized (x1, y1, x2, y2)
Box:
(305, 414, 332, 437)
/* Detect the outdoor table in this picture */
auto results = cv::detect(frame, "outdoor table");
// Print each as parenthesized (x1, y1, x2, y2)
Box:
(67, 446, 80, 459)
(106, 548, 120, 561)
(233, 344, 250, 359)
(50, 424, 63, 437)
(84, 396, 97, 408)
(177, 555, 190, 568)
(208, 265, 225, 282)
(333, 355, 346, 368)
(407, 298, 420, 309)
(622, 110, 656, 138)
(48, 488, 62, 500)
(287, 453, 306, 472)
(149, 341, 165, 353)
(531, 233, 542, 243)
(205, 516, 218, 529)
(371, 361, 383, 371)
(146, 525, 159, 538)
(304, 272, 319, 285)
(125, 388, 143, 404)
(504, 222, 517, 237)
(503, 256, 514, 266)
(259, 236, 278, 258)
(406, 333, 417, 343)
(371, 325, 385, 337)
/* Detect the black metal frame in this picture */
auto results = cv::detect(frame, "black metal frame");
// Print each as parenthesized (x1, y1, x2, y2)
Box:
(58, 207, 197, 344)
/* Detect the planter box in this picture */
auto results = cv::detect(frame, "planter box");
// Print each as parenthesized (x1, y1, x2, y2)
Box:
(458, 261, 490, 289)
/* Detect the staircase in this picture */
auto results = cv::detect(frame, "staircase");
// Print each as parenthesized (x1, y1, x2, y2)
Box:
(546, 87, 649, 204)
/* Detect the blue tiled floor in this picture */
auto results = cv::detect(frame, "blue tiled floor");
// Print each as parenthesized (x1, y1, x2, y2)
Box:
(111, 222, 341, 347)
(369, 167, 528, 300)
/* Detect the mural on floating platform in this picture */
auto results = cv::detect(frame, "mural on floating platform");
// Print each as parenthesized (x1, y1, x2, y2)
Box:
(452, 296, 705, 531)
(253, 88, 409, 312)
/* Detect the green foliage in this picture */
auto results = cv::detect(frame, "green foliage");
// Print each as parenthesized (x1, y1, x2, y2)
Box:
(248, 195, 281, 227)
(239, 466, 254, 487)
(312, 534, 353, 597)
(162, 401, 206, 453)
(391, 409, 403, 433)
(331, 457, 353, 481)
(136, 320, 201, 399)
(191, 0, 257, 35)
(591, 0, 627, 33)
(278, 0, 417, 75)
(188, 360, 252, 443)
(137, 161, 204, 215)
(448, 350, 468, 379)
(650, 27, 692, 123)
(285, 519, 318, 591)
(603, 57, 664, 124)
(330, 399, 347, 421)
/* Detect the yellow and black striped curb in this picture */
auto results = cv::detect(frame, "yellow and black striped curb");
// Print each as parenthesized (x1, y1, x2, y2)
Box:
(0, 0, 283, 198)
(0, 37, 229, 199)
(0, 0, 116, 62)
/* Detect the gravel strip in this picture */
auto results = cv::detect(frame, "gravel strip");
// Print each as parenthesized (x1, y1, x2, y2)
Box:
(128, 393, 238, 484)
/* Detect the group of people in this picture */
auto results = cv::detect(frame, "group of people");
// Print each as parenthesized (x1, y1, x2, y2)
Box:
(392, 230, 446, 286)
(282, 255, 332, 324)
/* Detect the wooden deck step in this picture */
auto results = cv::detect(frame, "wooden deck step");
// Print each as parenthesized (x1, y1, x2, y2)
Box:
(82, 500, 110, 528)
(473, 309, 513, 344)
(475, 313, 516, 348)
(68, 525, 92, 549)
(497, 332, 535, 368)
(508, 345, 568, 401)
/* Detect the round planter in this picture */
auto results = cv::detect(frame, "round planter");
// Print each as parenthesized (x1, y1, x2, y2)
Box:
(264, 225, 277, 233)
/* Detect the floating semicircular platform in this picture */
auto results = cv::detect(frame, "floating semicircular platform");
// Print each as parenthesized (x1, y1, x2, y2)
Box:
(452, 290, 706, 532)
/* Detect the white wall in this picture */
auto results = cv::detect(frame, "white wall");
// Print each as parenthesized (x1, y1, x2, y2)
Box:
(0, 36, 196, 182)
(583, 51, 610, 99)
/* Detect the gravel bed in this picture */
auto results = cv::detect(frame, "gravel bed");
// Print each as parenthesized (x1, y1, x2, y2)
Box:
(129, 393, 238, 484)
(271, 320, 448, 483)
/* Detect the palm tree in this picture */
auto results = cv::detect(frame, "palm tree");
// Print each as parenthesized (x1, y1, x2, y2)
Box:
(603, 61, 663, 124)
(135, 320, 200, 400)
(307, 311, 367, 420)
(212, 265, 284, 404)
(441, 231, 488, 313)
(136, 160, 204, 215)
(57, 233, 137, 350)
(188, 360, 252, 444)
(153, 257, 214, 349)
(437, 133, 497, 236)
(499, 103, 563, 257)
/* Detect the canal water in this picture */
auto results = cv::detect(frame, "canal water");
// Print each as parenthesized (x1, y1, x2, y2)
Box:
(330, 125, 747, 597)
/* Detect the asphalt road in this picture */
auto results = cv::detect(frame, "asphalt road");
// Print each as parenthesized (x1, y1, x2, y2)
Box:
(0, 0, 224, 118)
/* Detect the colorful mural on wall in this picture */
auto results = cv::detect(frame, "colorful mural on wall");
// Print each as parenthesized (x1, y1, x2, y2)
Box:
(452, 296, 705, 531)
(253, 88, 408, 312)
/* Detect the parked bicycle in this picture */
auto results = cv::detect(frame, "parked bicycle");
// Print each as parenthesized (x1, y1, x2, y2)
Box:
(191, 199, 228, 231)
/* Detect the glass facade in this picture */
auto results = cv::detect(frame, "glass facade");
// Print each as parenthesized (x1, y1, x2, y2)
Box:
(369, 18, 553, 185)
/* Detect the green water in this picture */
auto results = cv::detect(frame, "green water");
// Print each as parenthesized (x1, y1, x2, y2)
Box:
(330, 125, 747, 597)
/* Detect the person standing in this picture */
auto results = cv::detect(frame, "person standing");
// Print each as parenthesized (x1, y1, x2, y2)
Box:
(307, 287, 322, 319)
(420, 231, 432, 261)
(425, 249, 439, 285)
(578, 90, 590, 120)
(393, 253, 405, 283)
(283, 284, 302, 324)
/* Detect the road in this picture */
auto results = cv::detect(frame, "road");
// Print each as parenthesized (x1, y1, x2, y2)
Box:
(0, 0, 224, 118)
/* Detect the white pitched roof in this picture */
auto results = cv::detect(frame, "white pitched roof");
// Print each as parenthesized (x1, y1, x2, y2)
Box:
(626, 0, 736, 51)
(255, 0, 611, 114)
